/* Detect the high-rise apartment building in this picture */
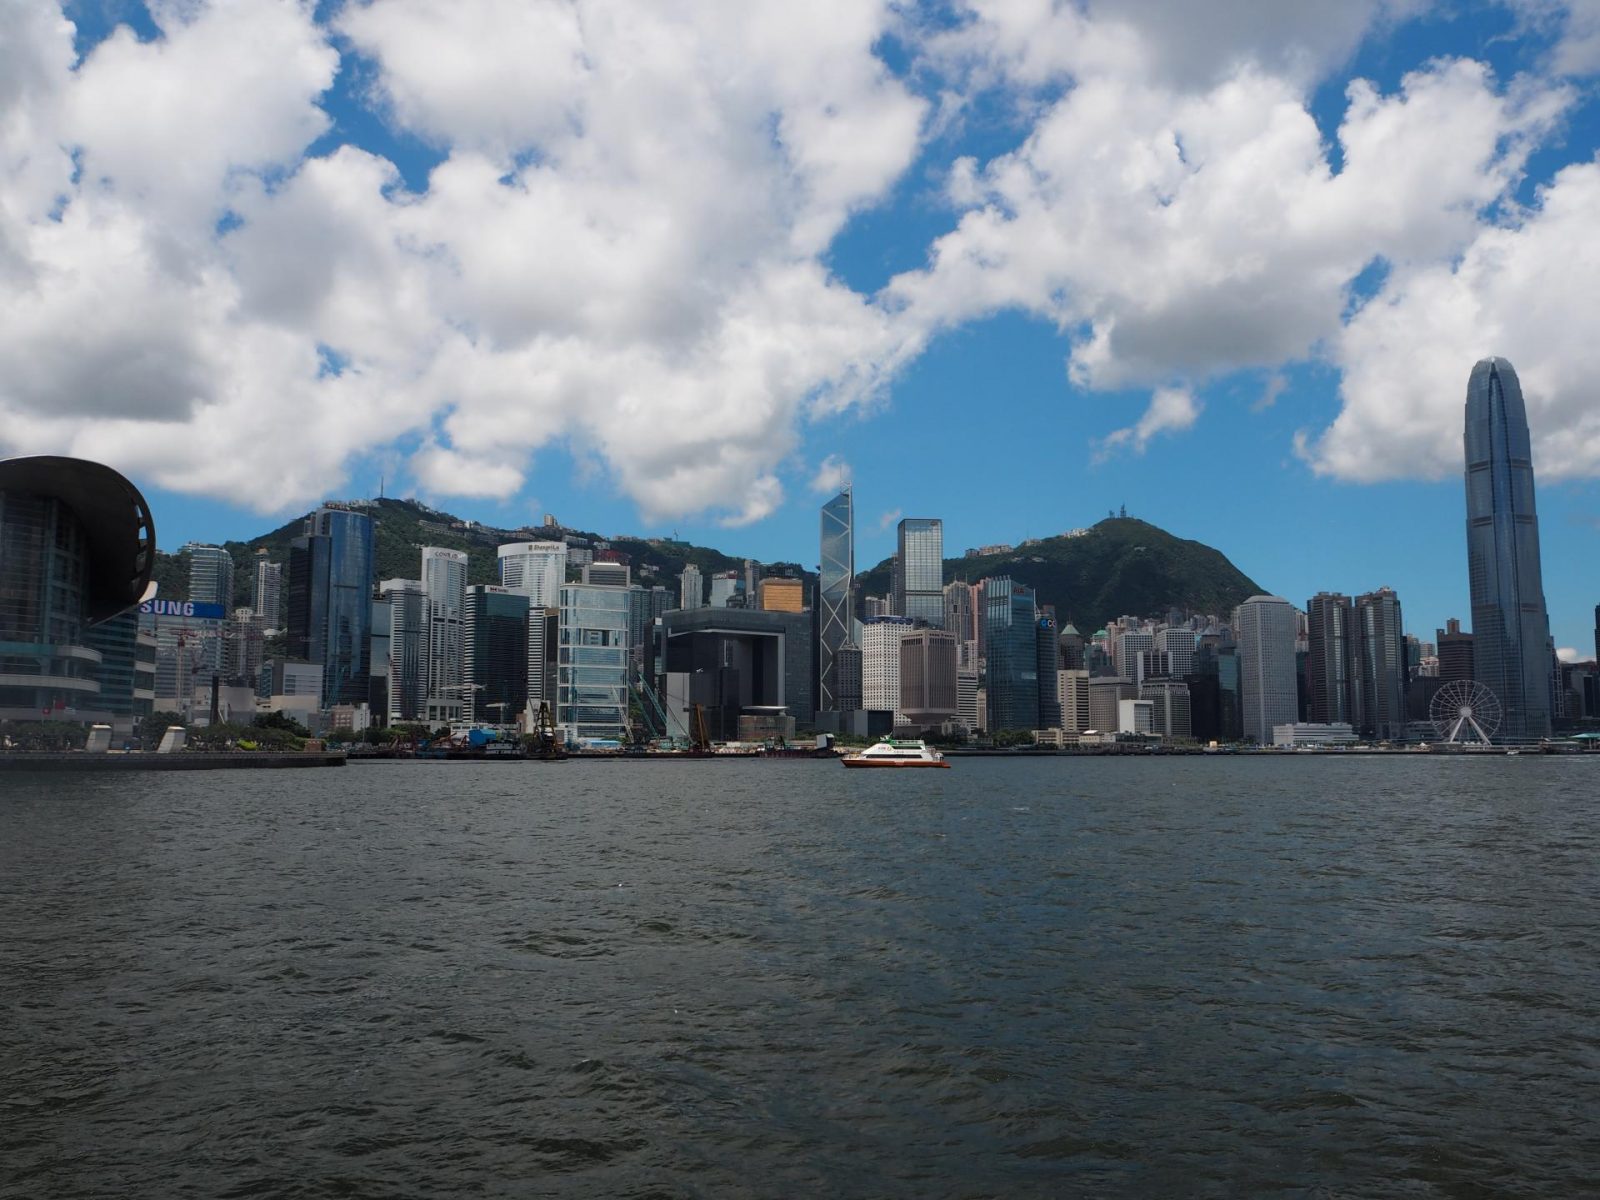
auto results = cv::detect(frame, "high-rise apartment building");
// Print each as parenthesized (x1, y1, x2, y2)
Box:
(421, 546, 468, 720)
(984, 577, 1039, 731)
(498, 541, 567, 607)
(894, 518, 944, 627)
(286, 505, 375, 709)
(1464, 357, 1553, 740)
(252, 549, 283, 631)
(1355, 587, 1406, 741)
(1235, 595, 1299, 744)
(679, 563, 704, 611)
(818, 488, 853, 712)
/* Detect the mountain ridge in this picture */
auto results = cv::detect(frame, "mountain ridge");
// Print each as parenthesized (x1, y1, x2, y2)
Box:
(150, 505, 1265, 632)
(856, 518, 1264, 633)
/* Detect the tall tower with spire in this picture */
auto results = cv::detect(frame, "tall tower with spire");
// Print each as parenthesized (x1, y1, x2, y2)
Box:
(818, 486, 854, 713)
(1464, 356, 1553, 740)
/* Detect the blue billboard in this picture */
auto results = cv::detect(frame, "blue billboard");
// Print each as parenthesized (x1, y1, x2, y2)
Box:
(139, 599, 228, 621)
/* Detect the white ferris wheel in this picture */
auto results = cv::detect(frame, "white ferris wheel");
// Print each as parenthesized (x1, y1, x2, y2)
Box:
(1429, 679, 1502, 745)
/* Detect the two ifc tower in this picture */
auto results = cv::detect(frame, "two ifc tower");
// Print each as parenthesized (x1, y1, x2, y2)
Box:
(1464, 357, 1555, 741)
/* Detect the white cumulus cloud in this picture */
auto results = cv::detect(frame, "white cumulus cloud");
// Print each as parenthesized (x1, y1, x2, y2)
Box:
(809, 454, 853, 496)
(1096, 386, 1201, 460)
(4, 0, 1600, 526)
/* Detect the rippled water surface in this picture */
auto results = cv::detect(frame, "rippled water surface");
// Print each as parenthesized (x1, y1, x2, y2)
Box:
(3, 757, 1599, 1197)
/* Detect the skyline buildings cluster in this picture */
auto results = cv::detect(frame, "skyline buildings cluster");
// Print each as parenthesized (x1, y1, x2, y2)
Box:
(3, 357, 1595, 747)
(797, 357, 1591, 745)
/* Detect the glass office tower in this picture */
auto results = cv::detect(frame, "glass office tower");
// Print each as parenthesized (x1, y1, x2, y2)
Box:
(557, 582, 630, 743)
(1464, 357, 1552, 740)
(287, 505, 374, 709)
(818, 487, 854, 712)
(984, 577, 1039, 731)
(894, 518, 944, 627)
(1306, 592, 1356, 726)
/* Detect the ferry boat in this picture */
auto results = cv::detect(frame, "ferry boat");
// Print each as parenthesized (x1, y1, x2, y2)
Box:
(840, 737, 950, 769)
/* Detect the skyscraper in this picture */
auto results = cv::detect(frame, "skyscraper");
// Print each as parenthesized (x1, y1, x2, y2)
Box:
(1436, 617, 1475, 684)
(286, 505, 375, 709)
(185, 543, 232, 676)
(679, 563, 704, 611)
(380, 578, 426, 722)
(1235, 595, 1298, 744)
(900, 628, 958, 730)
(1035, 615, 1061, 728)
(1464, 357, 1553, 740)
(185, 543, 234, 608)
(1355, 587, 1406, 741)
(422, 546, 468, 720)
(1058, 624, 1085, 671)
(984, 577, 1039, 731)
(818, 487, 853, 712)
(253, 549, 283, 632)
(463, 585, 529, 723)
(1306, 592, 1357, 725)
(498, 541, 567, 607)
(862, 615, 913, 722)
(557, 581, 630, 743)
(708, 571, 739, 607)
(894, 518, 944, 626)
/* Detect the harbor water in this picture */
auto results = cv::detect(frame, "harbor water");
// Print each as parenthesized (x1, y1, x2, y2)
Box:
(3, 758, 1597, 1197)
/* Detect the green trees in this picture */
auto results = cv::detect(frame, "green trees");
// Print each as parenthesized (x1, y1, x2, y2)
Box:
(138, 711, 186, 751)
(0, 720, 88, 751)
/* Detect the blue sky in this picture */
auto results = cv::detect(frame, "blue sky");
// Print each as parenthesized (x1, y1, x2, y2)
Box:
(5, 1, 1599, 651)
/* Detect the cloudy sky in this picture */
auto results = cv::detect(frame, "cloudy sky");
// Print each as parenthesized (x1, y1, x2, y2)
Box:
(3, 0, 1598, 648)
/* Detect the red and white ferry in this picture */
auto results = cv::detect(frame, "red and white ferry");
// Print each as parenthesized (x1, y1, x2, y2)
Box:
(840, 737, 951, 769)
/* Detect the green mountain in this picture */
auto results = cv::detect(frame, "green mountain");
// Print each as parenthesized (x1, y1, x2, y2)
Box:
(149, 505, 1259, 634)
(856, 518, 1264, 633)
(150, 497, 756, 607)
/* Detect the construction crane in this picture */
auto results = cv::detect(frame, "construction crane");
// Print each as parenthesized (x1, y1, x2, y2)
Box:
(633, 676, 692, 747)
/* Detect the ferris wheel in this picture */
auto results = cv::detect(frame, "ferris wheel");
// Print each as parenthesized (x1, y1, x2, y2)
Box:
(1429, 679, 1502, 745)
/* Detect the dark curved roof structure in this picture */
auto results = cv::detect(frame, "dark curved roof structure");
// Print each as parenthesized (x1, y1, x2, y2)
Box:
(0, 456, 156, 625)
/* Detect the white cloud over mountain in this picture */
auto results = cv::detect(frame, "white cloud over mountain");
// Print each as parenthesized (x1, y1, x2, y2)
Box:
(2, 0, 1600, 519)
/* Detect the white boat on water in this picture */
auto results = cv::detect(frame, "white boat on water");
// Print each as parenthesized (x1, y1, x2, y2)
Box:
(840, 737, 950, 768)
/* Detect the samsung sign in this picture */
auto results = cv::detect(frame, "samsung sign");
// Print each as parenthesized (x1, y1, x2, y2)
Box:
(140, 599, 227, 621)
